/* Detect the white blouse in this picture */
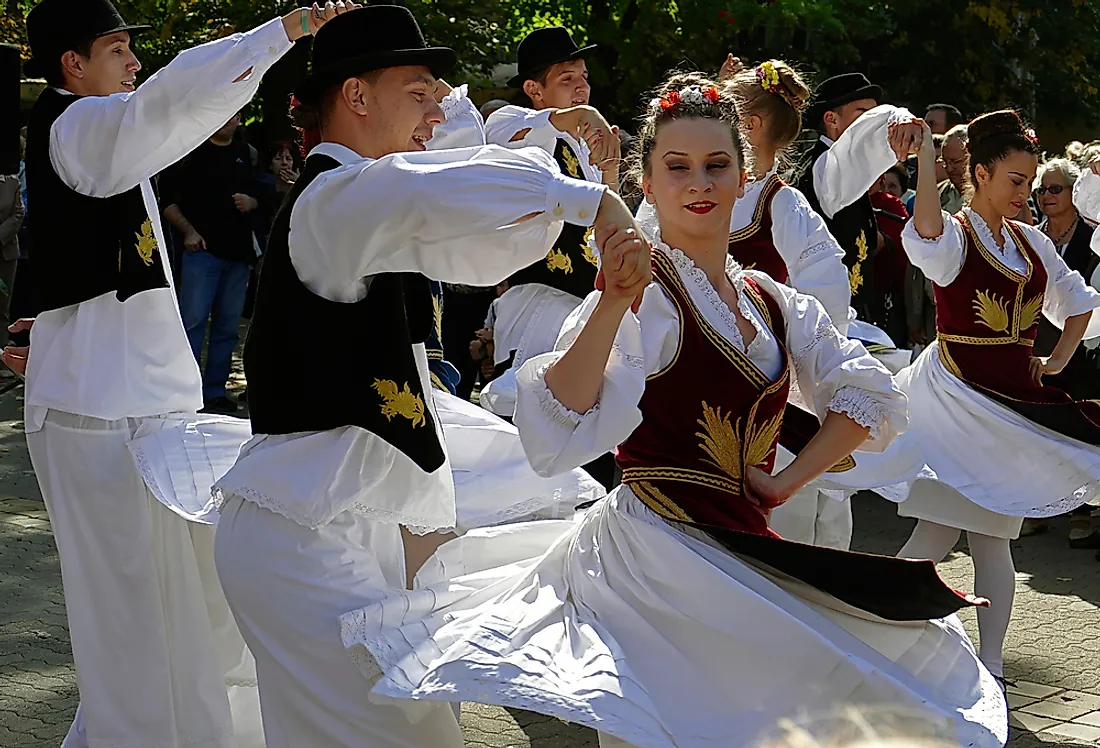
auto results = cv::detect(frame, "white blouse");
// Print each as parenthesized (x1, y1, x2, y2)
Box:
(513, 242, 908, 479)
(900, 207, 1100, 335)
(813, 105, 914, 219)
(485, 105, 604, 184)
(731, 172, 851, 334)
(1071, 170, 1100, 273)
(215, 114, 607, 533)
(24, 18, 294, 432)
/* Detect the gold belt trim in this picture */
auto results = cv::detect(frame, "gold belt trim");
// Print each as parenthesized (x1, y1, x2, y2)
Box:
(621, 466, 741, 496)
(630, 481, 694, 522)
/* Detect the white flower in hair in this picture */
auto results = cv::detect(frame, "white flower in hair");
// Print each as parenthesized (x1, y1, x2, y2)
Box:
(680, 86, 704, 106)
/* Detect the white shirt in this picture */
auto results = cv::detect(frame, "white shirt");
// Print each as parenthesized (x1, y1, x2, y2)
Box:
(812, 105, 914, 219)
(24, 18, 294, 431)
(484, 105, 604, 184)
(513, 242, 908, 479)
(215, 132, 607, 532)
(900, 207, 1100, 338)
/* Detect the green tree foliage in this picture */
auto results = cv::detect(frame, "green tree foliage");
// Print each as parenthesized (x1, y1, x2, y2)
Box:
(6, 0, 1100, 139)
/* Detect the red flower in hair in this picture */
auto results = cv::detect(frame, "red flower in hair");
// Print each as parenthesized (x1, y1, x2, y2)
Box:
(289, 94, 301, 109)
(702, 86, 720, 103)
(1024, 128, 1039, 145)
(659, 90, 682, 111)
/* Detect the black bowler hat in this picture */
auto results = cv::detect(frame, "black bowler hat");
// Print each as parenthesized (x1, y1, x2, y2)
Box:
(507, 27, 597, 89)
(295, 5, 456, 106)
(806, 72, 883, 129)
(23, 0, 150, 80)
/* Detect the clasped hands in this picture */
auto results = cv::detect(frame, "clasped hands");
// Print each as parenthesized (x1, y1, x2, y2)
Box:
(592, 193, 650, 313)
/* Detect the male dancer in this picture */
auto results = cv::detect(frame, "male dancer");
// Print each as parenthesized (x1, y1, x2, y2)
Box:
(481, 25, 621, 486)
(9, 1, 345, 745)
(210, 6, 639, 745)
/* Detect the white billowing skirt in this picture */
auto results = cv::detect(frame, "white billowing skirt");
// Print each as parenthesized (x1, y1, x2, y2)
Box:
(341, 489, 1007, 748)
(125, 393, 601, 533)
(897, 341, 1100, 519)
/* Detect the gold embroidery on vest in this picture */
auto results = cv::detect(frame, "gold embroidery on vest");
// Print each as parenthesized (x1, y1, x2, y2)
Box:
(581, 227, 599, 267)
(973, 290, 1010, 333)
(372, 379, 426, 427)
(848, 230, 869, 295)
(1019, 294, 1043, 331)
(546, 248, 574, 273)
(696, 403, 781, 481)
(431, 293, 443, 341)
(135, 218, 158, 267)
(560, 146, 582, 179)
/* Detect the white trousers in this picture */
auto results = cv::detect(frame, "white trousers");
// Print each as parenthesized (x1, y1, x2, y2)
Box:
(28, 410, 260, 748)
(215, 494, 464, 748)
(768, 488, 853, 549)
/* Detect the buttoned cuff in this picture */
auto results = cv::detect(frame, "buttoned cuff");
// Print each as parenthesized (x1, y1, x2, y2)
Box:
(546, 173, 606, 227)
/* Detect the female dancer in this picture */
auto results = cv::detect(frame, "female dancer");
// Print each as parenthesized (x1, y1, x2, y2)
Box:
(896, 110, 1100, 683)
(341, 73, 1006, 748)
(634, 60, 920, 549)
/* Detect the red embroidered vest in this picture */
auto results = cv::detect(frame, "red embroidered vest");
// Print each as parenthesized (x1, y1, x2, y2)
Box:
(616, 248, 790, 537)
(727, 174, 789, 283)
(934, 213, 1100, 442)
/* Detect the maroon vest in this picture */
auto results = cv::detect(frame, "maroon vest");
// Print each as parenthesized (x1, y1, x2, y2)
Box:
(935, 213, 1100, 443)
(616, 248, 789, 536)
(610, 248, 984, 624)
(727, 174, 789, 283)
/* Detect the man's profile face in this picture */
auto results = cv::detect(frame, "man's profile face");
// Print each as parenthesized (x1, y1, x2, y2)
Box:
(72, 31, 142, 96)
(366, 65, 446, 156)
(825, 98, 877, 140)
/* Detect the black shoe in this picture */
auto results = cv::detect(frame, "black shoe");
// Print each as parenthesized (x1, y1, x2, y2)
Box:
(200, 396, 240, 415)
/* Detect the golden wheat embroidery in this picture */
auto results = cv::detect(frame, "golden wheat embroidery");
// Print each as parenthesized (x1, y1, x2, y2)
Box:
(560, 147, 582, 179)
(581, 227, 599, 267)
(431, 294, 443, 341)
(372, 379, 426, 428)
(848, 263, 863, 296)
(135, 219, 158, 267)
(973, 290, 1010, 333)
(1018, 294, 1043, 331)
(744, 412, 783, 470)
(697, 402, 743, 479)
(546, 248, 574, 274)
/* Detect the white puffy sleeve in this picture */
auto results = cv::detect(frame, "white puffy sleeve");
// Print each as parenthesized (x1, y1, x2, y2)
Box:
(288, 145, 606, 302)
(50, 19, 293, 198)
(900, 211, 967, 286)
(1072, 170, 1100, 261)
(425, 85, 485, 151)
(770, 185, 852, 334)
(484, 105, 561, 155)
(514, 285, 679, 477)
(749, 272, 908, 451)
(812, 105, 914, 218)
(1017, 223, 1100, 336)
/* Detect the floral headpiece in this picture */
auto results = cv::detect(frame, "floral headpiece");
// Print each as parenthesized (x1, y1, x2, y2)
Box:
(756, 61, 781, 93)
(1024, 128, 1039, 146)
(651, 84, 721, 113)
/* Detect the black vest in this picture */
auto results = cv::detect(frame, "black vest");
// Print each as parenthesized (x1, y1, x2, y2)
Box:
(508, 138, 600, 298)
(245, 153, 445, 474)
(796, 139, 878, 312)
(26, 88, 169, 312)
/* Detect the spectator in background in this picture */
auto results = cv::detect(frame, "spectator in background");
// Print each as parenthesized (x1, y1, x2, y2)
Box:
(0, 170, 21, 354)
(162, 111, 264, 414)
(870, 166, 911, 346)
(923, 103, 964, 135)
(939, 125, 967, 213)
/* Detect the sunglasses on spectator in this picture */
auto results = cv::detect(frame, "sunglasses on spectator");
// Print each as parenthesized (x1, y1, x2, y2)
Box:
(1034, 185, 1068, 196)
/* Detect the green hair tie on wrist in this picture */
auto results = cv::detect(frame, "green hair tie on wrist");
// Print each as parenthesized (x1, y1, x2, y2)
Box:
(301, 7, 309, 35)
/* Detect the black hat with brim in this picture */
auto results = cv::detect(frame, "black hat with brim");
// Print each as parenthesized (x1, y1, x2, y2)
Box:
(295, 6, 456, 106)
(23, 0, 150, 79)
(806, 72, 882, 130)
(507, 26, 597, 88)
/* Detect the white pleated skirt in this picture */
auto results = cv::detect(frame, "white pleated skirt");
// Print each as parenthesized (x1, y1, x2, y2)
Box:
(341, 489, 1007, 748)
(897, 341, 1100, 519)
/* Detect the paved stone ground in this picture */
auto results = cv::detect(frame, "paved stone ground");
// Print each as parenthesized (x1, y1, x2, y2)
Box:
(3, 376, 1100, 747)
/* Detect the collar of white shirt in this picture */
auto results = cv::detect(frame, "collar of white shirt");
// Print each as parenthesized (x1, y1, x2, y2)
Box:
(820, 134, 836, 147)
(308, 141, 365, 167)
